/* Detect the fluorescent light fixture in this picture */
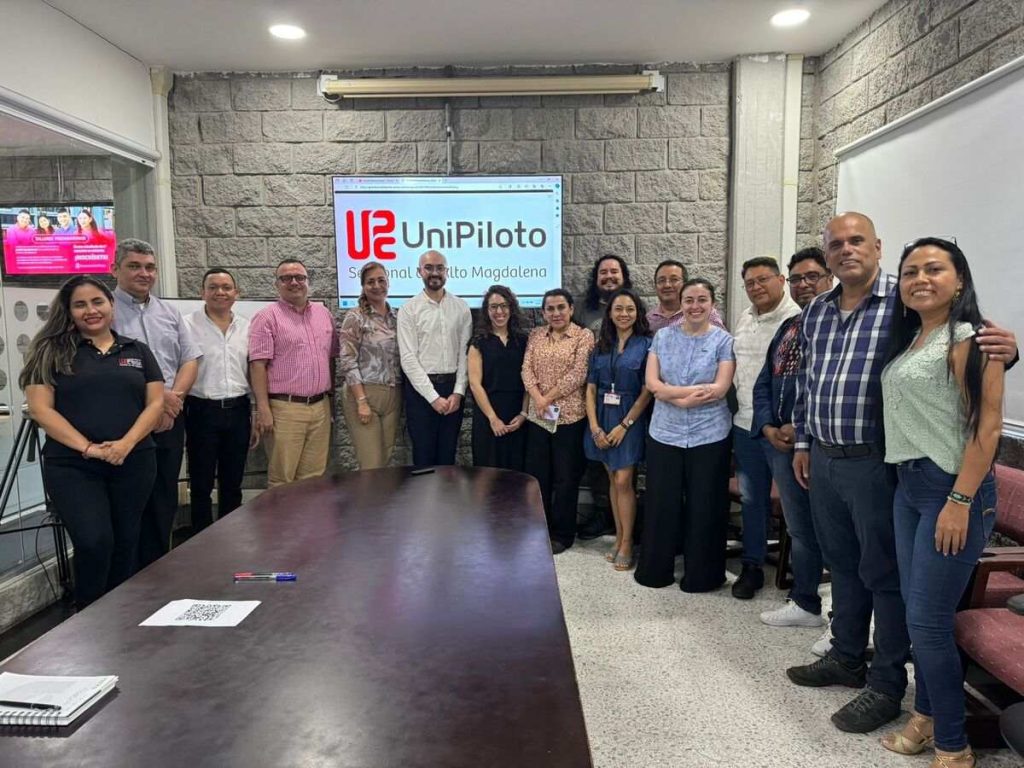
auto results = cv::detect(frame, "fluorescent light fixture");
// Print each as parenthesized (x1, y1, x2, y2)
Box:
(771, 8, 810, 27)
(317, 71, 664, 99)
(269, 24, 306, 40)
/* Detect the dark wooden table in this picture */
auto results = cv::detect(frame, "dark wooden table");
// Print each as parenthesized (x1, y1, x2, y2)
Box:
(0, 467, 592, 767)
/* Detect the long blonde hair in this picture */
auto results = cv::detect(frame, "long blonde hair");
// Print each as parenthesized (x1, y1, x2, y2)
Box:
(356, 262, 388, 314)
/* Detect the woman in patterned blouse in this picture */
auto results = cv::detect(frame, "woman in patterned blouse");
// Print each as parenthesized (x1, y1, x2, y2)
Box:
(522, 288, 596, 554)
(338, 263, 402, 469)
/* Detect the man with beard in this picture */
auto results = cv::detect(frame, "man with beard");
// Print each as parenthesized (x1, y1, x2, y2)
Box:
(577, 255, 633, 332)
(397, 250, 472, 466)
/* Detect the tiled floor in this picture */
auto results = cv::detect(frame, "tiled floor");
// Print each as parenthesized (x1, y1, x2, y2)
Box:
(554, 536, 1023, 768)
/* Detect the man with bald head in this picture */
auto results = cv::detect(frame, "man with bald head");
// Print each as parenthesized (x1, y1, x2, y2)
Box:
(785, 212, 1018, 734)
(397, 250, 472, 466)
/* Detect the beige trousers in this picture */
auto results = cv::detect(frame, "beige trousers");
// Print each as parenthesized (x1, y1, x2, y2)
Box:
(264, 398, 332, 487)
(341, 383, 402, 470)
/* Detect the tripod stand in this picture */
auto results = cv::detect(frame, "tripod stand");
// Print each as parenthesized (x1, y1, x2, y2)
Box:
(0, 405, 72, 600)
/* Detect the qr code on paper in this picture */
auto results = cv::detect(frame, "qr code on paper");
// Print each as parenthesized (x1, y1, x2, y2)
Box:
(175, 603, 231, 623)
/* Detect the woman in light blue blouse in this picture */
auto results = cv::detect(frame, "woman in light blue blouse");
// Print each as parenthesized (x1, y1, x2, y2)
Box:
(879, 238, 1003, 768)
(635, 278, 735, 592)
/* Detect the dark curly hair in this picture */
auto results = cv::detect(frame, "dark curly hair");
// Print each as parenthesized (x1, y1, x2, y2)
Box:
(469, 284, 527, 349)
(585, 254, 633, 312)
(596, 288, 651, 353)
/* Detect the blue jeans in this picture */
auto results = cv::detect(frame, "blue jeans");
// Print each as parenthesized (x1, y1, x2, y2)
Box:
(733, 425, 773, 567)
(809, 442, 908, 700)
(762, 441, 823, 614)
(893, 458, 997, 751)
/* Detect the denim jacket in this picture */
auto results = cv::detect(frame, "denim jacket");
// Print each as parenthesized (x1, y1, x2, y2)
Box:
(751, 313, 802, 440)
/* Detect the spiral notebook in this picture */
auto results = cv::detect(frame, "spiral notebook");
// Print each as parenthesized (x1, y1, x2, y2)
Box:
(0, 672, 118, 726)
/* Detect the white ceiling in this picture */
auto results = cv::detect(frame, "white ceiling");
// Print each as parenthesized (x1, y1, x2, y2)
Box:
(45, 0, 886, 72)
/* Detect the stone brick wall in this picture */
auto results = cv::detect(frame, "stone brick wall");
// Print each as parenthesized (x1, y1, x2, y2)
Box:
(0, 155, 113, 204)
(809, 0, 1024, 235)
(167, 64, 732, 309)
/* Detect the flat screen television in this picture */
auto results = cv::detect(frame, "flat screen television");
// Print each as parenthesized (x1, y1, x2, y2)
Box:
(332, 176, 562, 308)
(1, 203, 116, 276)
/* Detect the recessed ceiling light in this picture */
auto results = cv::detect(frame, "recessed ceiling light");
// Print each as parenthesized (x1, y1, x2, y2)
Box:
(771, 8, 811, 27)
(269, 24, 306, 40)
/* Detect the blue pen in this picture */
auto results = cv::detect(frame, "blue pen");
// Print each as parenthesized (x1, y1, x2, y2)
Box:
(233, 571, 297, 582)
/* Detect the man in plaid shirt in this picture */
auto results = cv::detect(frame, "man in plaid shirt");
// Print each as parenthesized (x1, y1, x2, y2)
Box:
(785, 212, 1018, 734)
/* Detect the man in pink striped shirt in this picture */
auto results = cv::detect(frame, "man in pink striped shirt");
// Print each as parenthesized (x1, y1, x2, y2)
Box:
(249, 259, 339, 487)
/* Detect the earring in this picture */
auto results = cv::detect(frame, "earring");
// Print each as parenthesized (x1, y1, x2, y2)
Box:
(952, 287, 962, 304)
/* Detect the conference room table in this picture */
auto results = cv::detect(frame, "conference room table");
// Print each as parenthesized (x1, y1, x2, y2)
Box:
(0, 466, 592, 767)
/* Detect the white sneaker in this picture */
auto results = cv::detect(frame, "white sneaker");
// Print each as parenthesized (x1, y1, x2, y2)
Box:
(810, 617, 875, 657)
(760, 601, 827, 628)
(811, 622, 833, 656)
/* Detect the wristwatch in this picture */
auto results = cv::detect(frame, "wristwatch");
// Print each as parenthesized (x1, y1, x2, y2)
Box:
(622, 417, 635, 429)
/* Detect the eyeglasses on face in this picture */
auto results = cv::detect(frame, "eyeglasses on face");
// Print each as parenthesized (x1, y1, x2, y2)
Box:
(743, 275, 778, 290)
(487, 303, 510, 312)
(787, 271, 829, 286)
(277, 274, 308, 284)
(655, 276, 684, 286)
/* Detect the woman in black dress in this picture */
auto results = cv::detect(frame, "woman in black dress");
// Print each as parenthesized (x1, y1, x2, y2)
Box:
(468, 285, 529, 470)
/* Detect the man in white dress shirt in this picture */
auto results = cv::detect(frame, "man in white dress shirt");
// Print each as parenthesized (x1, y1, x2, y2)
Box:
(397, 250, 472, 466)
(183, 268, 252, 532)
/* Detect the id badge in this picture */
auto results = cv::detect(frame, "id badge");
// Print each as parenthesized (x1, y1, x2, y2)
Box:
(603, 392, 622, 406)
(543, 404, 560, 421)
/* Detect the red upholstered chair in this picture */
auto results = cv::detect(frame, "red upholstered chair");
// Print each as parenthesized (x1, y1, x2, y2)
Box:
(954, 468, 1024, 746)
(967, 463, 1024, 609)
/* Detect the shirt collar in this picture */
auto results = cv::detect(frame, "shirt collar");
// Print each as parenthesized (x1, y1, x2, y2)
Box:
(276, 298, 309, 314)
(114, 285, 151, 307)
(823, 268, 892, 306)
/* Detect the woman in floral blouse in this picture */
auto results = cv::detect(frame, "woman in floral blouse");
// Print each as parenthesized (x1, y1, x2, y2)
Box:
(522, 288, 596, 554)
(339, 263, 401, 469)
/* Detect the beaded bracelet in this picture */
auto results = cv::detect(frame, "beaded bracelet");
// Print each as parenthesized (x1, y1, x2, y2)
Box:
(947, 490, 973, 506)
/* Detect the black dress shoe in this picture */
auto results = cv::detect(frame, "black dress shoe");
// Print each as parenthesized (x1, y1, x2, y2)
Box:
(831, 688, 901, 733)
(551, 539, 568, 555)
(786, 654, 867, 688)
(730, 564, 764, 599)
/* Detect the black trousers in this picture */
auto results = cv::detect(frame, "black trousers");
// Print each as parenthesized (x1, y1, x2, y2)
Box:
(524, 419, 587, 548)
(185, 396, 251, 533)
(635, 435, 731, 592)
(44, 450, 157, 607)
(404, 377, 464, 467)
(137, 415, 186, 568)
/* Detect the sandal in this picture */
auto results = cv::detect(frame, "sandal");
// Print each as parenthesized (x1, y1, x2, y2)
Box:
(605, 546, 619, 563)
(613, 551, 635, 571)
(881, 712, 934, 755)
(930, 748, 975, 768)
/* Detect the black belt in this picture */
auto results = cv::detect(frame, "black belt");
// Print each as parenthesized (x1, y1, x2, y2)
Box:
(817, 441, 874, 459)
(269, 392, 328, 405)
(187, 395, 249, 409)
(427, 373, 457, 384)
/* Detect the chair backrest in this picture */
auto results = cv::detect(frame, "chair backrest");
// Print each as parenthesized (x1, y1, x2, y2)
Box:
(994, 463, 1024, 542)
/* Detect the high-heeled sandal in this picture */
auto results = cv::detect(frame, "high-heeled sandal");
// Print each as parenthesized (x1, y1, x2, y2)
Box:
(930, 748, 975, 768)
(880, 712, 934, 755)
(604, 546, 619, 563)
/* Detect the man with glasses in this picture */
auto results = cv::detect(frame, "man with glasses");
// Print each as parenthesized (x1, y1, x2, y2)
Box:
(249, 259, 338, 487)
(111, 238, 202, 566)
(647, 259, 726, 332)
(785, 213, 1018, 734)
(397, 250, 472, 466)
(752, 247, 832, 626)
(730, 257, 801, 600)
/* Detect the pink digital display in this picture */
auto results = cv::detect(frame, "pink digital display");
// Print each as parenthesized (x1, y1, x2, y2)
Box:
(2, 204, 116, 275)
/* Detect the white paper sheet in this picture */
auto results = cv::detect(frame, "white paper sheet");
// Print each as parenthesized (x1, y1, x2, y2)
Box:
(140, 599, 260, 627)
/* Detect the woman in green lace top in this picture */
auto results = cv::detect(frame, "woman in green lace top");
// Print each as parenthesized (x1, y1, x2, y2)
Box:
(879, 238, 1004, 768)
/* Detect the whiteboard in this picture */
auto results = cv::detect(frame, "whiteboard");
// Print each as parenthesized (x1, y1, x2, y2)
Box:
(836, 56, 1024, 428)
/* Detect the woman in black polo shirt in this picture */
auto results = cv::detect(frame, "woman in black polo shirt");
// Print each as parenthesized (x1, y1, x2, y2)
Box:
(21, 276, 164, 606)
